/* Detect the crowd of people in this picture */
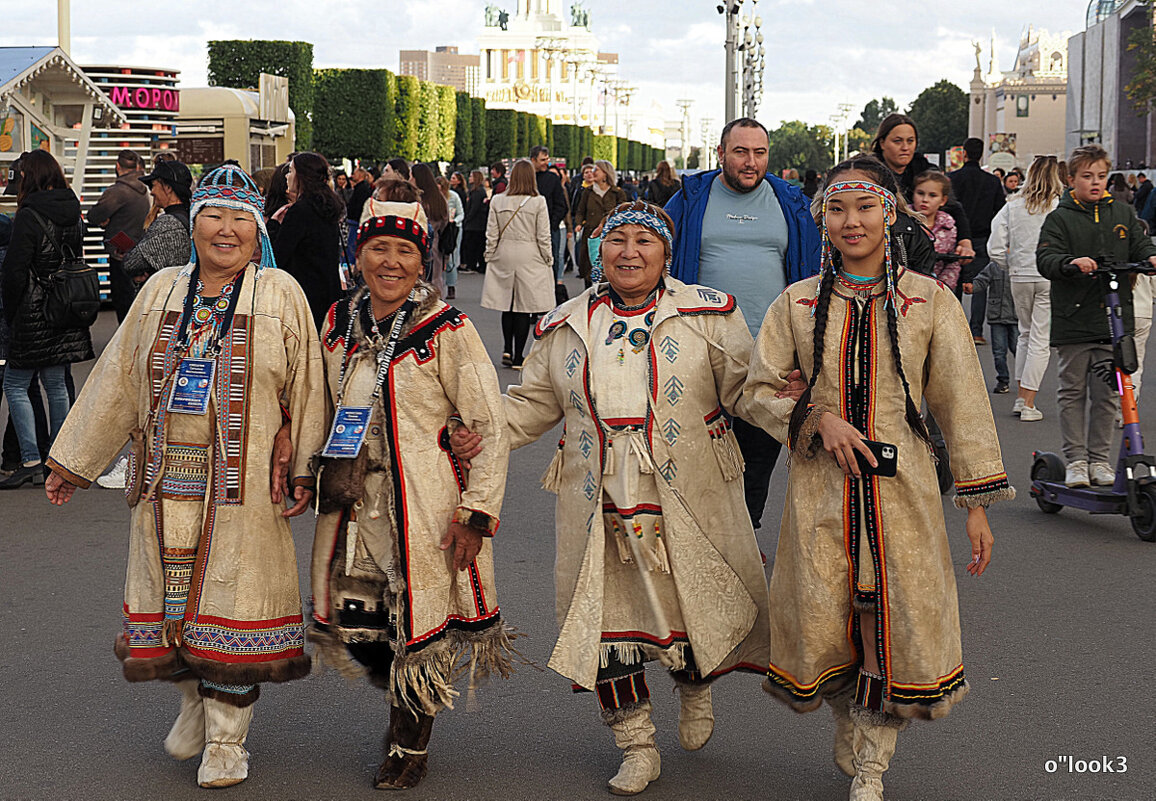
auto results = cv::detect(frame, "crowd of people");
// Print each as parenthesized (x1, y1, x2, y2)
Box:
(1, 108, 1153, 801)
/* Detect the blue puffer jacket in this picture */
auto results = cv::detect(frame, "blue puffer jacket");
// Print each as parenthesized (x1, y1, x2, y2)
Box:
(664, 169, 821, 286)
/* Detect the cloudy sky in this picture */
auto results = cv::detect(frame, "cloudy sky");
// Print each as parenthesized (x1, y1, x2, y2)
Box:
(7, 0, 1088, 140)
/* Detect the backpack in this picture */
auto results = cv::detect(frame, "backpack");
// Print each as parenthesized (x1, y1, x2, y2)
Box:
(28, 210, 100, 329)
(439, 220, 459, 257)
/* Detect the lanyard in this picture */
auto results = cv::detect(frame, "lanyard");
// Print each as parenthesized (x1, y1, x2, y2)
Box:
(333, 293, 414, 409)
(173, 265, 247, 356)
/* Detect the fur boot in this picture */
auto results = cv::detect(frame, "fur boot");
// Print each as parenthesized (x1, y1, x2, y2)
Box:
(848, 706, 906, 801)
(375, 705, 435, 790)
(164, 679, 206, 761)
(605, 701, 661, 796)
(197, 698, 254, 789)
(673, 681, 714, 751)
(827, 686, 855, 777)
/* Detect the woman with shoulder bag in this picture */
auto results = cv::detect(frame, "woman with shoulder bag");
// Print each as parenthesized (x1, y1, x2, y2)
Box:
(0, 150, 93, 489)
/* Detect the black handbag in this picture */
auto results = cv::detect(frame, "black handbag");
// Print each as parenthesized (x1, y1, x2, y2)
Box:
(28, 210, 100, 329)
(439, 220, 459, 257)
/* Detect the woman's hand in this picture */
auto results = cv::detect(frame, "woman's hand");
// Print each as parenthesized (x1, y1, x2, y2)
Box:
(774, 368, 807, 401)
(440, 521, 483, 571)
(817, 412, 876, 478)
(955, 239, 975, 265)
(449, 424, 483, 469)
(282, 484, 314, 518)
(270, 421, 293, 504)
(45, 471, 77, 506)
(965, 506, 994, 576)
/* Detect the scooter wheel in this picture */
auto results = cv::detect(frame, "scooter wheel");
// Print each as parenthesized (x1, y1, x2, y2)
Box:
(1130, 484, 1156, 542)
(1030, 453, 1065, 514)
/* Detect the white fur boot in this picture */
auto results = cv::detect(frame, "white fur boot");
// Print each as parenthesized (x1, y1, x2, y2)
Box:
(164, 679, 206, 760)
(675, 681, 714, 751)
(827, 687, 855, 777)
(197, 697, 254, 789)
(606, 702, 661, 796)
(848, 707, 905, 801)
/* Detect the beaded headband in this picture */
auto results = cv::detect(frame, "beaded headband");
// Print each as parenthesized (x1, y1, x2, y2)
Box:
(189, 164, 276, 272)
(356, 214, 430, 257)
(814, 180, 899, 314)
(591, 205, 673, 282)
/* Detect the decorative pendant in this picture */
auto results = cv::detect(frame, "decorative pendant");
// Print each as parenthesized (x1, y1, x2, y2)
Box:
(628, 328, 649, 353)
(606, 320, 627, 345)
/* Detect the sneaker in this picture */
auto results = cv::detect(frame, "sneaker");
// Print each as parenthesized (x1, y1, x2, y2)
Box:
(973, 335, 987, 345)
(446, 287, 456, 300)
(501, 352, 513, 367)
(993, 382, 1009, 394)
(97, 456, 129, 489)
(1012, 398, 1025, 416)
(1065, 460, 1090, 488)
(1090, 462, 1115, 486)
(1019, 405, 1044, 422)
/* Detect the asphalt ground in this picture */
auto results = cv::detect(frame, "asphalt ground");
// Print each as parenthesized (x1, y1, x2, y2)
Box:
(2, 270, 1154, 801)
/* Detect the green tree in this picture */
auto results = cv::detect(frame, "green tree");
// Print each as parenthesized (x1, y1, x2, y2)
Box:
(856, 97, 898, 135)
(454, 91, 473, 166)
(415, 80, 440, 162)
(485, 108, 516, 163)
(846, 126, 874, 156)
(1125, 1, 1156, 114)
(208, 40, 315, 148)
(471, 97, 487, 166)
(906, 80, 968, 164)
(437, 85, 457, 162)
(766, 120, 834, 173)
(593, 134, 616, 163)
(312, 68, 395, 162)
(394, 75, 421, 160)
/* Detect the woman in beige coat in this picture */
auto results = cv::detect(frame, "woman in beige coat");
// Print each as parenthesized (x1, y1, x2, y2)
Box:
(481, 159, 555, 368)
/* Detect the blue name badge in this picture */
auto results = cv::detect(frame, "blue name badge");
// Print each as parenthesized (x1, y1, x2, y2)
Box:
(167, 358, 216, 415)
(322, 406, 372, 459)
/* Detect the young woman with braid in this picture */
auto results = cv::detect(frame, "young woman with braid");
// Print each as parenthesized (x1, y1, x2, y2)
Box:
(742, 156, 1013, 801)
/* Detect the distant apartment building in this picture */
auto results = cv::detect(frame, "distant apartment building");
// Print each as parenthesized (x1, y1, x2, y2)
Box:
(398, 46, 480, 95)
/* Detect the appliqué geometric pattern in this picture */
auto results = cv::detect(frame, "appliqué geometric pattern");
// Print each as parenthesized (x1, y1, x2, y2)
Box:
(565, 348, 582, 377)
(697, 287, 723, 304)
(662, 418, 681, 446)
(659, 458, 677, 482)
(583, 471, 598, 500)
(570, 389, 587, 417)
(578, 430, 595, 459)
(658, 336, 680, 363)
(662, 375, 685, 405)
(183, 618, 305, 656)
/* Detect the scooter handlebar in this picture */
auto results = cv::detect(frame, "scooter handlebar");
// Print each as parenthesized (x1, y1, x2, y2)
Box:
(1060, 261, 1156, 277)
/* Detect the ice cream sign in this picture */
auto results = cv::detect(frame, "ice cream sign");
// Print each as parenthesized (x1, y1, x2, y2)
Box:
(107, 86, 180, 112)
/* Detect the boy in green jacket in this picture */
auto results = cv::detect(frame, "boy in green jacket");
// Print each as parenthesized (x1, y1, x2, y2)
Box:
(1037, 144, 1156, 488)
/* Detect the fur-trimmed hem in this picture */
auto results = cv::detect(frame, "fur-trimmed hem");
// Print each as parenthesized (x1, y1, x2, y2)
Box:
(850, 704, 911, 730)
(600, 699, 651, 726)
(761, 668, 856, 714)
(198, 683, 260, 708)
(852, 595, 877, 613)
(884, 678, 970, 721)
(182, 650, 311, 686)
(114, 634, 182, 682)
(953, 487, 1017, 509)
(307, 623, 369, 681)
(791, 404, 832, 461)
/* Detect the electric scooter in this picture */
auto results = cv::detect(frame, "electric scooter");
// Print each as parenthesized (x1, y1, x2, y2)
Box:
(1030, 260, 1156, 541)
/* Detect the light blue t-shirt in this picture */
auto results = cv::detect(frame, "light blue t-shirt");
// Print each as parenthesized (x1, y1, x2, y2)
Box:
(697, 176, 789, 337)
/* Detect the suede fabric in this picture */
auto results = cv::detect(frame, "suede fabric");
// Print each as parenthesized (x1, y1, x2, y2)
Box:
(743, 268, 1013, 720)
(49, 263, 328, 686)
(504, 278, 771, 690)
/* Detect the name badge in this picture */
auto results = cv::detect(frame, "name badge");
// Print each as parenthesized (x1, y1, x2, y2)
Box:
(167, 358, 216, 415)
(322, 406, 372, 459)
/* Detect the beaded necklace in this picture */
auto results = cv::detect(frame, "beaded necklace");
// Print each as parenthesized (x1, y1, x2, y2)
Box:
(606, 285, 662, 365)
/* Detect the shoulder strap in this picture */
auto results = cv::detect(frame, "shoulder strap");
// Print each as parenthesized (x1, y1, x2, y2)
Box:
(496, 196, 532, 245)
(26, 209, 65, 260)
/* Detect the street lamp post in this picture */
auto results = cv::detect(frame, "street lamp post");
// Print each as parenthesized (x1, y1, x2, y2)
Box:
(676, 98, 694, 169)
(536, 37, 567, 122)
(717, 0, 765, 121)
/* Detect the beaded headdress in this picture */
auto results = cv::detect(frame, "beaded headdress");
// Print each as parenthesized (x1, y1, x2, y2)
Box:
(189, 164, 276, 272)
(356, 214, 430, 257)
(590, 204, 674, 282)
(814, 180, 898, 314)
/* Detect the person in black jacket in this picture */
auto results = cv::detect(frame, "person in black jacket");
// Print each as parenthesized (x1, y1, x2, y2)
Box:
(531, 145, 569, 284)
(461, 169, 489, 274)
(645, 160, 681, 207)
(272, 152, 345, 329)
(0, 150, 93, 489)
(949, 138, 1007, 342)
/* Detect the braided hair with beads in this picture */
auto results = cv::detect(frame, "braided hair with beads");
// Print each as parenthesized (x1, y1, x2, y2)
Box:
(786, 156, 933, 452)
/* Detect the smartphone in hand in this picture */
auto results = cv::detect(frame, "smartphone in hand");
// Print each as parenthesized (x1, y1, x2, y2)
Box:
(855, 439, 898, 477)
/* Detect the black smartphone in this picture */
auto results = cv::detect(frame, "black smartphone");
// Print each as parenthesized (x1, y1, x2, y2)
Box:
(854, 439, 897, 477)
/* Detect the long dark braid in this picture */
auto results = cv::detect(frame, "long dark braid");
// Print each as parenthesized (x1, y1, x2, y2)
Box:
(788, 268, 836, 449)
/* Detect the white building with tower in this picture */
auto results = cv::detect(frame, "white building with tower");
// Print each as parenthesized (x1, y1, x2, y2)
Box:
(969, 26, 1070, 169)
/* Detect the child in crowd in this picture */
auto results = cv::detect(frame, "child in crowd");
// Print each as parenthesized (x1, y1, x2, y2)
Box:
(1037, 144, 1156, 488)
(912, 171, 959, 290)
(743, 155, 1009, 801)
(964, 261, 1018, 393)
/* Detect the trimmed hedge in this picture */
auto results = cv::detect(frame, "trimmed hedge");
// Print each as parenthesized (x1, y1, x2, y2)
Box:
(485, 108, 517, 165)
(394, 75, 421, 160)
(436, 85, 456, 162)
(454, 91, 473, 166)
(593, 134, 616, 163)
(208, 40, 315, 148)
(313, 69, 394, 162)
(471, 97, 487, 167)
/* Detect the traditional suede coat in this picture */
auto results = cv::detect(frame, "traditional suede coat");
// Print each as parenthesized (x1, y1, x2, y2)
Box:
(48, 262, 327, 690)
(310, 284, 513, 713)
(743, 267, 1014, 720)
(504, 277, 771, 691)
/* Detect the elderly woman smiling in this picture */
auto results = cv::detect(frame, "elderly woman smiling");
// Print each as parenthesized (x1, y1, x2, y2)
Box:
(44, 165, 327, 789)
(309, 214, 516, 791)
(456, 200, 770, 795)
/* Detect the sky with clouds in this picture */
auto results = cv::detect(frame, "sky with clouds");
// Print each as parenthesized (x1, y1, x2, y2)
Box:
(6, 0, 1088, 141)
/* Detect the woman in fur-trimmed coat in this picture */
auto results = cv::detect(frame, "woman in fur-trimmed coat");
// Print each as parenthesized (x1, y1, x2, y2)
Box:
(309, 214, 517, 791)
